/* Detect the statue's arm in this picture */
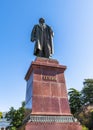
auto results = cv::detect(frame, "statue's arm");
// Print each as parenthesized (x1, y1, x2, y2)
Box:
(50, 27, 54, 37)
(47, 25, 54, 37)
(31, 25, 37, 42)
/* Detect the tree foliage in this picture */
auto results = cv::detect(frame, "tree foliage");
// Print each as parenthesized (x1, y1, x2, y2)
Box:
(68, 79, 93, 130)
(68, 88, 82, 115)
(78, 106, 93, 130)
(0, 112, 2, 119)
(82, 126, 88, 130)
(82, 79, 93, 105)
(5, 101, 25, 129)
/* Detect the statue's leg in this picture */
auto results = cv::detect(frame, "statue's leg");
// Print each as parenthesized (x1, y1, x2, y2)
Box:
(38, 50, 42, 57)
(44, 42, 50, 58)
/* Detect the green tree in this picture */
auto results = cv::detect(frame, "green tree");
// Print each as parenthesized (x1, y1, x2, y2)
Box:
(10, 126, 16, 130)
(82, 126, 88, 130)
(80, 79, 93, 129)
(5, 101, 25, 129)
(0, 112, 2, 118)
(68, 79, 93, 130)
(5, 107, 16, 122)
(81, 79, 93, 105)
(87, 110, 93, 130)
(68, 88, 82, 115)
(78, 106, 93, 130)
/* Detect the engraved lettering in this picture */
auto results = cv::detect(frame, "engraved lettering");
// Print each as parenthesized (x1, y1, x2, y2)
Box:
(42, 75, 56, 81)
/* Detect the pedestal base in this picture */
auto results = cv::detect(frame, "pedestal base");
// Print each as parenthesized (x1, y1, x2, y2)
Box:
(24, 58, 82, 130)
(25, 122, 82, 130)
(24, 115, 82, 130)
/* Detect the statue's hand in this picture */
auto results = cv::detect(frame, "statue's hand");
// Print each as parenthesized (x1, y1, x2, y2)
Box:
(31, 37, 36, 42)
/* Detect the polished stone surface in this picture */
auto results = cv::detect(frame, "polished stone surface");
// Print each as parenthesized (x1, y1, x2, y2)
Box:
(26, 122, 82, 130)
(25, 57, 71, 115)
(24, 57, 82, 130)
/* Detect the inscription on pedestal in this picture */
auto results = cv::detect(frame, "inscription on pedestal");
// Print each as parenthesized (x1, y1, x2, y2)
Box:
(42, 75, 56, 81)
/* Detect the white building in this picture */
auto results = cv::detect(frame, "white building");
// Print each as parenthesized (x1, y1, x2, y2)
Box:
(0, 112, 10, 130)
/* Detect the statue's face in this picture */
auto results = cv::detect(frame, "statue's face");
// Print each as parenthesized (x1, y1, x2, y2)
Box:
(39, 18, 45, 25)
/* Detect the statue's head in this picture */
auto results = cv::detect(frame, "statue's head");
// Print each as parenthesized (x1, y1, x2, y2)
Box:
(39, 18, 45, 25)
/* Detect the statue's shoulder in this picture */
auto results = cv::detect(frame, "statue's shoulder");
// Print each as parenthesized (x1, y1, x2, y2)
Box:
(46, 24, 51, 28)
(46, 24, 53, 31)
(32, 24, 40, 32)
(33, 24, 39, 28)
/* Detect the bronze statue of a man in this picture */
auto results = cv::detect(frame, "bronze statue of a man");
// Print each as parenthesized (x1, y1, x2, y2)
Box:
(31, 18, 54, 58)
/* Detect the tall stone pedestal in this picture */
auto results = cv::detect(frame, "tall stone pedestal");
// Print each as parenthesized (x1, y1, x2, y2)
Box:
(24, 57, 82, 130)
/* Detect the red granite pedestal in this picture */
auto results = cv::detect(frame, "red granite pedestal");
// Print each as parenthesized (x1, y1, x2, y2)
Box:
(24, 57, 82, 130)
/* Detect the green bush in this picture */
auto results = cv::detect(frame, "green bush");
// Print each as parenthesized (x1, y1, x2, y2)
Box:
(10, 126, 16, 130)
(82, 126, 88, 130)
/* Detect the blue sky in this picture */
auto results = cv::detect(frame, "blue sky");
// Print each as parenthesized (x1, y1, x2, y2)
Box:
(0, 0, 93, 112)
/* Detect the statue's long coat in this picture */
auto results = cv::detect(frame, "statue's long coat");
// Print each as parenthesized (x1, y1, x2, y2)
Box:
(31, 24, 54, 57)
